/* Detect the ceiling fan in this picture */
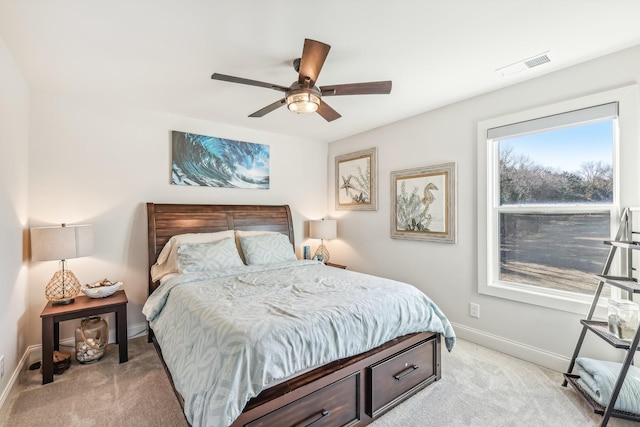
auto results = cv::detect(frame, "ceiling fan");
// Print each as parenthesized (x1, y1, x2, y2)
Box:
(211, 38, 392, 122)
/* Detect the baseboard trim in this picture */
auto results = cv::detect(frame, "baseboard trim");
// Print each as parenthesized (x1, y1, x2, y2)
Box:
(0, 322, 147, 412)
(451, 322, 570, 372)
(0, 342, 34, 411)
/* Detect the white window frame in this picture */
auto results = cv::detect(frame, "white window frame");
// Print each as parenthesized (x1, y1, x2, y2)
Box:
(477, 85, 639, 314)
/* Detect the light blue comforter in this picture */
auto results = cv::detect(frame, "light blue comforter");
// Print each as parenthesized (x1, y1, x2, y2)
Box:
(576, 357, 640, 414)
(143, 260, 455, 427)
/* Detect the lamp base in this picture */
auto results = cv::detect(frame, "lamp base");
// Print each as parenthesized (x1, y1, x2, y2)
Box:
(313, 243, 331, 263)
(45, 270, 81, 305)
(51, 297, 75, 306)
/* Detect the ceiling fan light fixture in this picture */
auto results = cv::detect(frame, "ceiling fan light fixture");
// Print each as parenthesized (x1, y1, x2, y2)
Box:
(286, 91, 320, 114)
(211, 39, 392, 121)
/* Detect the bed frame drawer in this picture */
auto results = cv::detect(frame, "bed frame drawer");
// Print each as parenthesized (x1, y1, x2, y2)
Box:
(246, 373, 360, 427)
(366, 337, 436, 417)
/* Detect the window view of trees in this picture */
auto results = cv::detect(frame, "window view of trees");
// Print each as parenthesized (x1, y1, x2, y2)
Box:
(496, 122, 614, 297)
(500, 146, 613, 205)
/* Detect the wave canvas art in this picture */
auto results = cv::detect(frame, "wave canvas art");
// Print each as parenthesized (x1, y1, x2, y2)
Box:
(171, 131, 270, 189)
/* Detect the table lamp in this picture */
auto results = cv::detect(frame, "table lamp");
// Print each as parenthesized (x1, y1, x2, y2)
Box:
(31, 223, 94, 305)
(309, 219, 337, 262)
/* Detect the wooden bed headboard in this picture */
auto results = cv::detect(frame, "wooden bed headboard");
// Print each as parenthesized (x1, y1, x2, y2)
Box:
(146, 202, 295, 294)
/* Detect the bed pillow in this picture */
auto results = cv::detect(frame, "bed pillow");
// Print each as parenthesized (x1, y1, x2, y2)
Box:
(234, 230, 279, 263)
(238, 233, 297, 265)
(151, 230, 235, 281)
(176, 238, 244, 273)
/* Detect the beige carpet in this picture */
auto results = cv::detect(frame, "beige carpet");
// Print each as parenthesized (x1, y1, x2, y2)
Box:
(0, 337, 636, 426)
(371, 340, 636, 427)
(0, 336, 187, 427)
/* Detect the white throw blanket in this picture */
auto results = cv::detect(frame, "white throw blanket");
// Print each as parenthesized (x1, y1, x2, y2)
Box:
(575, 357, 640, 414)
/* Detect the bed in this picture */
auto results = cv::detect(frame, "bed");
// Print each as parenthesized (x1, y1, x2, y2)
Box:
(144, 202, 455, 427)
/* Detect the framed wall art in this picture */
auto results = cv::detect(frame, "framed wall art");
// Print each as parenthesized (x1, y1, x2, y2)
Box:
(391, 162, 456, 243)
(335, 147, 378, 211)
(171, 130, 270, 189)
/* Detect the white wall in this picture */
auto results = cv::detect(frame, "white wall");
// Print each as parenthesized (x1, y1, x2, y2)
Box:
(27, 92, 328, 346)
(0, 36, 29, 402)
(328, 44, 640, 371)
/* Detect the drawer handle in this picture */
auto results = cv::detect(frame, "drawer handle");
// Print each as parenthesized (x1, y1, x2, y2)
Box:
(295, 410, 330, 427)
(394, 364, 419, 380)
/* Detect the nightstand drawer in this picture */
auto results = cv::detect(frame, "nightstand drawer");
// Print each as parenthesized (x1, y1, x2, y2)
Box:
(246, 373, 359, 427)
(367, 338, 436, 417)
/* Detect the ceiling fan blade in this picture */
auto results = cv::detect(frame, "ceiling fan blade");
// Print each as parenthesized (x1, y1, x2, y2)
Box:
(248, 99, 287, 118)
(320, 81, 392, 96)
(211, 73, 289, 93)
(298, 39, 331, 87)
(316, 101, 341, 122)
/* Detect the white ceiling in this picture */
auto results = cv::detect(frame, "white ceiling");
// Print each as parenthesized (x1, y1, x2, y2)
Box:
(1, 1, 640, 143)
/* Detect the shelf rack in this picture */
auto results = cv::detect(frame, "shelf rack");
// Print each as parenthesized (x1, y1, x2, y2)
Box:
(563, 207, 640, 426)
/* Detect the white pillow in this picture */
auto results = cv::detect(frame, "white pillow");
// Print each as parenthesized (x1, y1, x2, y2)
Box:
(176, 238, 244, 273)
(239, 233, 297, 265)
(151, 230, 235, 282)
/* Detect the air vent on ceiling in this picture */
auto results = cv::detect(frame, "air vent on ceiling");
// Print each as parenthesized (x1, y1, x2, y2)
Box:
(496, 51, 552, 77)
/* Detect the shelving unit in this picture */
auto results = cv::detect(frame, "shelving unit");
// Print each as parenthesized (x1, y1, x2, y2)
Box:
(563, 207, 640, 426)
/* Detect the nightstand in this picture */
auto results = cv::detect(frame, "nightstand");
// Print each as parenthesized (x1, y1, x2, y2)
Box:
(325, 262, 346, 269)
(40, 289, 128, 384)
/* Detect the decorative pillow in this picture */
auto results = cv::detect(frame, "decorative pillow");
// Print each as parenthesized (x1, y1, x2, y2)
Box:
(239, 233, 297, 265)
(176, 238, 244, 273)
(234, 230, 279, 263)
(151, 230, 235, 281)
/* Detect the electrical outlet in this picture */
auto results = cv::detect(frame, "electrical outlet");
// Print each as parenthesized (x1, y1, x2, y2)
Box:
(469, 303, 480, 318)
(0, 355, 4, 379)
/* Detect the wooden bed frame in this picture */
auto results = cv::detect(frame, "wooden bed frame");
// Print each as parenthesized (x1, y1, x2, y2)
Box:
(146, 202, 442, 426)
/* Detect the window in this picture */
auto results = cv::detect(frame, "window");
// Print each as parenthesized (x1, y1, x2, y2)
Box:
(495, 109, 615, 298)
(477, 86, 638, 313)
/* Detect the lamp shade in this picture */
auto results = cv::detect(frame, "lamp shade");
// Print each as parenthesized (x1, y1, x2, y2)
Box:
(309, 219, 337, 240)
(31, 224, 94, 261)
